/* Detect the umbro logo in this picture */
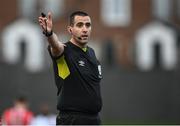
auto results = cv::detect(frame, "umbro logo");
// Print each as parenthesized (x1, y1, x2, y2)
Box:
(78, 60, 85, 67)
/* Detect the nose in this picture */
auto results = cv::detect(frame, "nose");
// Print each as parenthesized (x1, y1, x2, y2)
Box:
(82, 25, 88, 33)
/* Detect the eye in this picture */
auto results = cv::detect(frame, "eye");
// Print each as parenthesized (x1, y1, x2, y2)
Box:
(76, 22, 83, 28)
(85, 23, 91, 28)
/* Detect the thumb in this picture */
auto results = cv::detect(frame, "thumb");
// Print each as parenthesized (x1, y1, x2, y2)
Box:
(47, 12, 52, 21)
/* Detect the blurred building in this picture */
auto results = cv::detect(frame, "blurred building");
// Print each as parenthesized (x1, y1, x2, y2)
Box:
(0, 0, 180, 124)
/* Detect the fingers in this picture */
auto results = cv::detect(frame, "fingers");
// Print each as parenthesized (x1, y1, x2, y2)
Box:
(38, 17, 47, 24)
(47, 12, 52, 22)
(38, 17, 47, 30)
(38, 12, 52, 32)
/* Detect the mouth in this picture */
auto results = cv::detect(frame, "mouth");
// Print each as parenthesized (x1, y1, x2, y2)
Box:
(81, 35, 88, 37)
(81, 35, 88, 40)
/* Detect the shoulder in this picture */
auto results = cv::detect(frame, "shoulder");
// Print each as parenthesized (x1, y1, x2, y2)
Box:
(48, 41, 69, 60)
(63, 41, 71, 51)
(64, 41, 71, 47)
(88, 46, 96, 56)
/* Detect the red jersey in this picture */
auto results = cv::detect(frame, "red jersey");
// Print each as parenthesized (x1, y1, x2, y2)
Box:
(2, 107, 33, 125)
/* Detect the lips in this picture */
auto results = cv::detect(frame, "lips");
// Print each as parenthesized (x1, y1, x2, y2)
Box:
(80, 35, 88, 40)
(81, 35, 88, 37)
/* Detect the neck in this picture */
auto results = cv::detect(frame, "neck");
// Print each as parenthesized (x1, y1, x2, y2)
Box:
(70, 38, 87, 48)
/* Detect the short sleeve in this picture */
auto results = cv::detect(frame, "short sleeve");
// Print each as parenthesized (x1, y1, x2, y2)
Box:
(47, 45, 64, 60)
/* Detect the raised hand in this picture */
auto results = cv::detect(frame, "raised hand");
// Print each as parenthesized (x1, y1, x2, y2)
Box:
(38, 12, 53, 34)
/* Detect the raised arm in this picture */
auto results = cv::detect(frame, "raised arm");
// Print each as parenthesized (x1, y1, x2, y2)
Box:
(38, 12, 65, 57)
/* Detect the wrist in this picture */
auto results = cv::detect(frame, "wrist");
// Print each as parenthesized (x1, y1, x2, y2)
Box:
(43, 30, 53, 37)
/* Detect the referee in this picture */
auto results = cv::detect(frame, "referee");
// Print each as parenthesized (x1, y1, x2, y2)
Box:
(38, 11, 103, 125)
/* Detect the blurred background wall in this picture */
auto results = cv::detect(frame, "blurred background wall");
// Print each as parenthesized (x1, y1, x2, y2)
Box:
(0, 0, 180, 124)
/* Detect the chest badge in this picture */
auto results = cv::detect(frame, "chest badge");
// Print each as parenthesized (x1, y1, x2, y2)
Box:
(98, 65, 102, 78)
(78, 60, 85, 67)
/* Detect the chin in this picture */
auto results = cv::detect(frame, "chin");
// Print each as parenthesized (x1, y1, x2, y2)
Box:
(79, 40, 88, 44)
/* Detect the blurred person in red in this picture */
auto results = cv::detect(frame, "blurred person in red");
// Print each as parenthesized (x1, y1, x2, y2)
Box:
(1, 95, 34, 125)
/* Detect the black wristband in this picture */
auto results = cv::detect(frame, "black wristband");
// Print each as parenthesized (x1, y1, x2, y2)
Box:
(43, 30, 53, 37)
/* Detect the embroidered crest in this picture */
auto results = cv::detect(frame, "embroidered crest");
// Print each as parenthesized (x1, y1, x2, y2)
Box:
(78, 60, 85, 67)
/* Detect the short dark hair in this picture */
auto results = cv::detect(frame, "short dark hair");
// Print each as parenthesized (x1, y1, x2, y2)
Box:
(69, 11, 89, 26)
(15, 95, 27, 103)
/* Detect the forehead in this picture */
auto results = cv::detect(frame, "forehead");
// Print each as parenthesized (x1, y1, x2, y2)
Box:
(74, 15, 91, 24)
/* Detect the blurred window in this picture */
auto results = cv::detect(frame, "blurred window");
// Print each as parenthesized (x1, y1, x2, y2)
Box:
(18, 0, 37, 18)
(176, 0, 180, 19)
(101, 0, 132, 27)
(43, 0, 64, 19)
(152, 0, 173, 21)
(18, 0, 64, 19)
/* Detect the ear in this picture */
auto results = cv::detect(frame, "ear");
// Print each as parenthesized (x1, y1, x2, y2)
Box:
(67, 26, 72, 34)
